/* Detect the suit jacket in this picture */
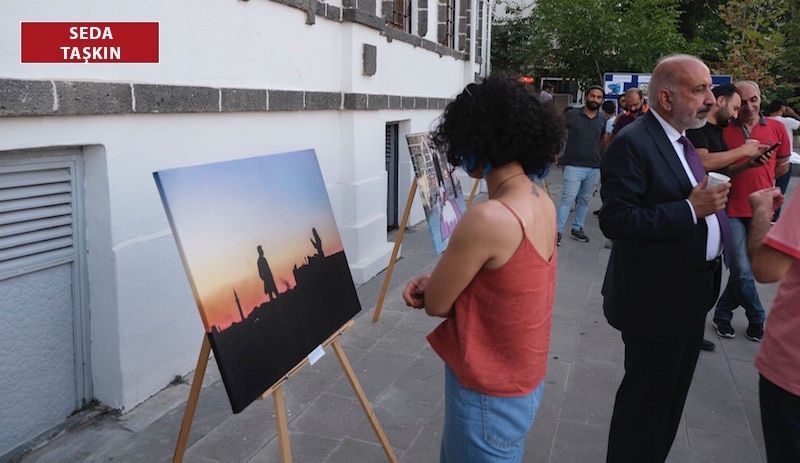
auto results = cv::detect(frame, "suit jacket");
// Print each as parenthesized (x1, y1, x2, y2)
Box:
(599, 112, 721, 338)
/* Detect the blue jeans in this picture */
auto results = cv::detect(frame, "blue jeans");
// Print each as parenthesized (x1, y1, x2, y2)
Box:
(557, 165, 600, 234)
(441, 365, 544, 462)
(774, 170, 791, 220)
(760, 375, 800, 462)
(713, 217, 766, 324)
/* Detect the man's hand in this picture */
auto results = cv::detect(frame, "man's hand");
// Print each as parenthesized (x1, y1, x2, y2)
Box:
(748, 187, 784, 220)
(748, 149, 773, 168)
(688, 176, 730, 218)
(737, 139, 770, 160)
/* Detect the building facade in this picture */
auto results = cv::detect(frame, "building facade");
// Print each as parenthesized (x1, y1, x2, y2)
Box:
(0, 0, 491, 457)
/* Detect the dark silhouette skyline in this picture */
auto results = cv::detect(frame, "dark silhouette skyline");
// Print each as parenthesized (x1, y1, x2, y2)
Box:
(208, 227, 361, 414)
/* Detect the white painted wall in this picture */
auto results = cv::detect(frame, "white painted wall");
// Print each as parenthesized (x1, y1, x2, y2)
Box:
(1, 0, 483, 413)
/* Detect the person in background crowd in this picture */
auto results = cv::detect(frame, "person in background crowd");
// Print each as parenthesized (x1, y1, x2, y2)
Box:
(602, 100, 617, 135)
(711, 81, 791, 342)
(765, 99, 800, 221)
(556, 85, 607, 245)
(611, 87, 648, 136)
(686, 83, 767, 175)
(540, 81, 554, 103)
(686, 82, 768, 352)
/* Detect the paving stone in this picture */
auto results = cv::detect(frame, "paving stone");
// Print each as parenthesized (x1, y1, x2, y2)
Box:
(249, 431, 337, 462)
(559, 358, 620, 427)
(549, 420, 609, 462)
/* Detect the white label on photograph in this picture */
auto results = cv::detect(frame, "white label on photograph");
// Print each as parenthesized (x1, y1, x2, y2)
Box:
(308, 345, 325, 365)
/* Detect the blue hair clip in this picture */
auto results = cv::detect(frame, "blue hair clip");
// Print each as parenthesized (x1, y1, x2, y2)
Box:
(459, 152, 492, 177)
(461, 154, 479, 173)
(529, 164, 551, 180)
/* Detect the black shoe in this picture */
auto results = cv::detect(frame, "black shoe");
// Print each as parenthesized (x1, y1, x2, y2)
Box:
(700, 338, 715, 351)
(746, 322, 764, 342)
(570, 228, 590, 243)
(713, 319, 735, 338)
(557, 232, 562, 246)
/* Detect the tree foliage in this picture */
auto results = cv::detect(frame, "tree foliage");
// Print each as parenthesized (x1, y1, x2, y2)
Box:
(715, 0, 787, 89)
(492, 0, 686, 87)
(491, 0, 799, 102)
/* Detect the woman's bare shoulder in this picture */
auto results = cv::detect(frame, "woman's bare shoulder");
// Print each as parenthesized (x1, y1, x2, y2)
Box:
(457, 199, 521, 240)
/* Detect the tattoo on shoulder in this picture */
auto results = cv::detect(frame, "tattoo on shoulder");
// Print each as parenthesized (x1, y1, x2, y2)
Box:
(530, 186, 540, 197)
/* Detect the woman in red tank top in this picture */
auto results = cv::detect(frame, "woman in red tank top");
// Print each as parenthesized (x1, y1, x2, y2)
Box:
(402, 76, 563, 462)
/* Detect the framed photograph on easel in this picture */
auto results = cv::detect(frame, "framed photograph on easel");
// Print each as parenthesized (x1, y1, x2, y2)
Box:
(154, 149, 361, 414)
(406, 132, 467, 255)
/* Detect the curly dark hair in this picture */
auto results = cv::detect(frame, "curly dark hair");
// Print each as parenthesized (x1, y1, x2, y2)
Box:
(432, 75, 563, 177)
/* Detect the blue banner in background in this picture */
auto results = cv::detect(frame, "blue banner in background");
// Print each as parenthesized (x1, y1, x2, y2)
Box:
(604, 73, 733, 99)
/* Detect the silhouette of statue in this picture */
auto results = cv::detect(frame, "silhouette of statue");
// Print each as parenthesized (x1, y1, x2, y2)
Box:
(257, 245, 279, 301)
(310, 227, 324, 257)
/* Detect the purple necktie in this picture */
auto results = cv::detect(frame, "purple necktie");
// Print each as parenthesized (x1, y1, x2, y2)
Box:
(678, 136, 732, 267)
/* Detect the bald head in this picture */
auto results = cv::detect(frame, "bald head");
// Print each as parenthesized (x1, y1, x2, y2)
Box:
(624, 88, 644, 114)
(649, 54, 714, 132)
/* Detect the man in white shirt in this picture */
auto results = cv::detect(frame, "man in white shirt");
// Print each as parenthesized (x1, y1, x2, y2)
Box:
(766, 99, 800, 220)
(539, 82, 554, 103)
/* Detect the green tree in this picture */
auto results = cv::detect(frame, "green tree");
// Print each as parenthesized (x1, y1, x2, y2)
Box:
(491, 0, 798, 101)
(715, 0, 787, 89)
(771, 0, 800, 105)
(677, 0, 728, 63)
(490, 1, 538, 75)
(613, 0, 687, 74)
(492, 0, 687, 89)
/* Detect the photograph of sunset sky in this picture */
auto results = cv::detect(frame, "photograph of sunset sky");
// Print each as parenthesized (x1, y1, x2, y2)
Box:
(154, 149, 361, 413)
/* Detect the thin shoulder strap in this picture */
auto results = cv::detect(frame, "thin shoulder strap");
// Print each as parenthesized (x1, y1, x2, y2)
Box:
(493, 199, 525, 231)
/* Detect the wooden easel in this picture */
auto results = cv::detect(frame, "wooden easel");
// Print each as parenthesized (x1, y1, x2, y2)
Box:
(372, 178, 481, 322)
(172, 320, 397, 463)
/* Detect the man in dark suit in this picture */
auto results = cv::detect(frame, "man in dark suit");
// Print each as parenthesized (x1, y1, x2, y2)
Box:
(599, 54, 731, 462)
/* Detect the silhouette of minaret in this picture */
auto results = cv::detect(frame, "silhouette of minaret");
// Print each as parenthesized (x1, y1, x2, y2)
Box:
(234, 289, 245, 321)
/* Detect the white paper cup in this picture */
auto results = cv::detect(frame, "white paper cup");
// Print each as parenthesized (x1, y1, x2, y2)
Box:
(706, 171, 730, 188)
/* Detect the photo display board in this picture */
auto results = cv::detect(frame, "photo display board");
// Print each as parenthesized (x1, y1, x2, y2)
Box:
(154, 149, 361, 413)
(406, 132, 468, 255)
(604, 73, 733, 100)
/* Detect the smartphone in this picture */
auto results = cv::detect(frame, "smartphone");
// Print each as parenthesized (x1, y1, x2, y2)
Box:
(765, 142, 781, 154)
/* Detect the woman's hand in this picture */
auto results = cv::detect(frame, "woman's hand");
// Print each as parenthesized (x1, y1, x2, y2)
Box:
(402, 275, 430, 309)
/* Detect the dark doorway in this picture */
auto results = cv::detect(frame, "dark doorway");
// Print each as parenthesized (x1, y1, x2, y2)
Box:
(385, 123, 399, 230)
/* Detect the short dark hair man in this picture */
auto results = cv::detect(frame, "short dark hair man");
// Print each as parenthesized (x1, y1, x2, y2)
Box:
(686, 83, 767, 175)
(711, 81, 792, 341)
(685, 83, 769, 352)
(555, 85, 607, 245)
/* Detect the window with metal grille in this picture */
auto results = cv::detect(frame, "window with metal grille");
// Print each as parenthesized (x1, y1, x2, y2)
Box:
(0, 162, 76, 281)
(388, 0, 412, 33)
(439, 0, 456, 47)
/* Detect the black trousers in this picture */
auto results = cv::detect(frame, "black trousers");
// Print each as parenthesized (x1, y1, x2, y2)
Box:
(606, 321, 704, 463)
(760, 374, 800, 463)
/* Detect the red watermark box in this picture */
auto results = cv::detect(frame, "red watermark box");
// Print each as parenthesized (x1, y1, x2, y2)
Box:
(21, 22, 159, 63)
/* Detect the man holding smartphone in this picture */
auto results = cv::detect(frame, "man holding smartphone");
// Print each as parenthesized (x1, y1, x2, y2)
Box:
(712, 80, 791, 341)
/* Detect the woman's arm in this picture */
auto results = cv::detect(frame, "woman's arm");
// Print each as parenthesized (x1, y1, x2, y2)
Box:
(404, 200, 518, 317)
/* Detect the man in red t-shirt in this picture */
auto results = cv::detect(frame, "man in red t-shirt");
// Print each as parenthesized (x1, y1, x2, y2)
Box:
(748, 187, 800, 462)
(712, 80, 791, 341)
